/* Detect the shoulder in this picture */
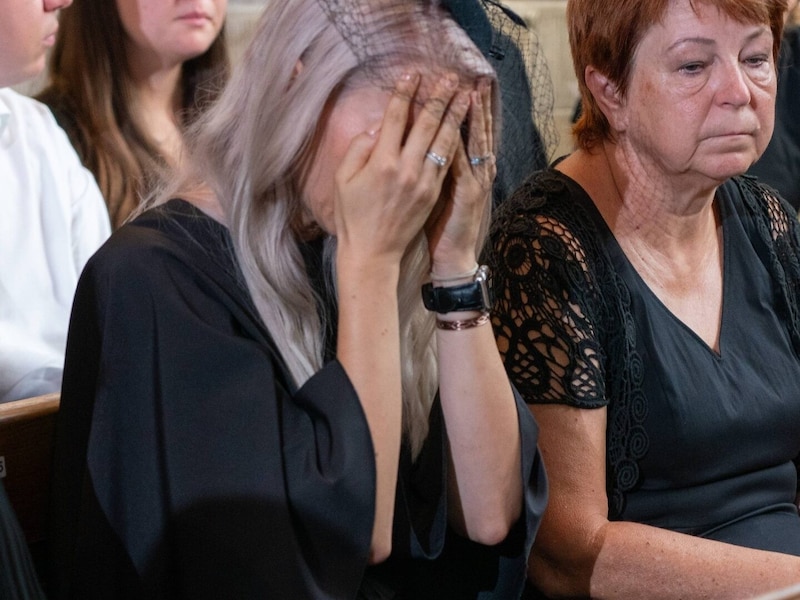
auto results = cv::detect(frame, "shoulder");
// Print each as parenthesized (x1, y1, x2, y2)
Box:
(0, 87, 94, 175)
(83, 202, 237, 303)
(1, 88, 109, 246)
(493, 168, 582, 220)
(88, 203, 200, 272)
(0, 87, 66, 136)
(490, 168, 597, 256)
(487, 168, 607, 308)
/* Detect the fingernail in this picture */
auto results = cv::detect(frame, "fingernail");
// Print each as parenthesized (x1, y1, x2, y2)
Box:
(400, 72, 418, 82)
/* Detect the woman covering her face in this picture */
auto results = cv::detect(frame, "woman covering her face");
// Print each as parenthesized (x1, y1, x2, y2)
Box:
(47, 1, 546, 598)
(488, 0, 800, 597)
(36, 0, 229, 228)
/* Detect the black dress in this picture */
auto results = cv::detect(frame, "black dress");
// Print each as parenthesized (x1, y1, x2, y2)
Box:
(0, 479, 46, 599)
(48, 200, 546, 599)
(489, 169, 800, 552)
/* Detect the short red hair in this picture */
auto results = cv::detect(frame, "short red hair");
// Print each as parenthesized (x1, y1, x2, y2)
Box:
(567, 0, 788, 150)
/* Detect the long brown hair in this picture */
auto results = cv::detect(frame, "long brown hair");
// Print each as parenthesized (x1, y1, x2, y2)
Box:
(37, 0, 230, 228)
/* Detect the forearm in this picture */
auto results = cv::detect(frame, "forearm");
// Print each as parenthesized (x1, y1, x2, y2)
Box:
(437, 309, 522, 544)
(336, 255, 403, 563)
(535, 518, 800, 599)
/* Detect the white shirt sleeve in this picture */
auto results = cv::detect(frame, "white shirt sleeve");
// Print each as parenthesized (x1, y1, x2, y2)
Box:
(0, 88, 111, 403)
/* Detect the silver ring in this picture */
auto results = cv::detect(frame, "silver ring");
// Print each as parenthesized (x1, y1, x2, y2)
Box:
(469, 153, 493, 166)
(425, 151, 448, 168)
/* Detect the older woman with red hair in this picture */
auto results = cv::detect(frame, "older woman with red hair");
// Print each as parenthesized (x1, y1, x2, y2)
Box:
(489, 0, 800, 597)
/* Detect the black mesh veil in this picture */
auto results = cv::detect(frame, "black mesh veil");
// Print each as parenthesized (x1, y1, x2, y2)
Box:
(317, 0, 558, 207)
(446, 0, 558, 205)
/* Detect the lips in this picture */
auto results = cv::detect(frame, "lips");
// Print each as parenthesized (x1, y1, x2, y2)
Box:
(178, 10, 211, 21)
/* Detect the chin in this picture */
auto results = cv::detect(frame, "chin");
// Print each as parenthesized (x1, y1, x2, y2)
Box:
(699, 153, 759, 182)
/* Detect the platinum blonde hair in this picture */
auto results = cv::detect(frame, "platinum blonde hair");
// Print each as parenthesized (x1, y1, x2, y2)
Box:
(151, 0, 498, 455)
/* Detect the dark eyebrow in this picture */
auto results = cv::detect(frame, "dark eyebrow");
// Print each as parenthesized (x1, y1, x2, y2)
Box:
(666, 26, 771, 53)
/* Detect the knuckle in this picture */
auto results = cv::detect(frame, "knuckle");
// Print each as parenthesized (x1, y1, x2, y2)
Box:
(422, 96, 448, 119)
(396, 167, 418, 190)
(376, 159, 399, 179)
(391, 87, 414, 103)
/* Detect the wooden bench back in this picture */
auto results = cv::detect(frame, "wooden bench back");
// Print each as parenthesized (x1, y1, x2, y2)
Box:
(0, 392, 60, 544)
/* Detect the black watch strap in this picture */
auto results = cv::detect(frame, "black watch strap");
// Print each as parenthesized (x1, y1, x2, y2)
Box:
(421, 265, 492, 314)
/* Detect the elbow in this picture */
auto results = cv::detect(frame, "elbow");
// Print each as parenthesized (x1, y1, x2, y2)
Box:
(529, 552, 578, 598)
(461, 488, 522, 546)
(368, 532, 392, 565)
(470, 522, 511, 547)
(527, 539, 597, 598)
(464, 509, 516, 546)
(368, 544, 392, 565)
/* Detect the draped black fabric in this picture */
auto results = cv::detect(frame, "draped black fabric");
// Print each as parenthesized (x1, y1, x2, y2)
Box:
(48, 200, 546, 599)
(0, 480, 46, 599)
(488, 169, 800, 541)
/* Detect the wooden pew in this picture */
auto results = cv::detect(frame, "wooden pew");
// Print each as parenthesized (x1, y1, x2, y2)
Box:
(0, 392, 61, 549)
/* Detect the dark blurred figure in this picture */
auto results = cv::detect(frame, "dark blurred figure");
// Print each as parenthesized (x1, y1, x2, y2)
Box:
(748, 5, 800, 211)
(444, 0, 557, 206)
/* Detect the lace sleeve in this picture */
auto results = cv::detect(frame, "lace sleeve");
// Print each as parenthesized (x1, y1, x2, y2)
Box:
(737, 176, 800, 353)
(487, 182, 607, 409)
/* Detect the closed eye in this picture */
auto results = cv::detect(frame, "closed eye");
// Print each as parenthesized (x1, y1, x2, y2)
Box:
(743, 54, 769, 68)
(679, 62, 706, 74)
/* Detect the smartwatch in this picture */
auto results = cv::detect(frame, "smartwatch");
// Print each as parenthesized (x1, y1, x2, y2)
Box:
(421, 265, 492, 314)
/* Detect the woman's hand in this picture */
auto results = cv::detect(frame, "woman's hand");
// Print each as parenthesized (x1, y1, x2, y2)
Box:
(426, 79, 496, 277)
(332, 71, 470, 562)
(333, 72, 471, 269)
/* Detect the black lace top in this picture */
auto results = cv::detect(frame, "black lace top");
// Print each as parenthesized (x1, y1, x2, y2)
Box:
(488, 169, 800, 537)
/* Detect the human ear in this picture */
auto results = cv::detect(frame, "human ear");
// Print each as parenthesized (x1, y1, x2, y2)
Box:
(585, 65, 627, 131)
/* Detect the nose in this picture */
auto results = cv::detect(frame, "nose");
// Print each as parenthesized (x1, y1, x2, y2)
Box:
(715, 59, 752, 108)
(44, 0, 73, 11)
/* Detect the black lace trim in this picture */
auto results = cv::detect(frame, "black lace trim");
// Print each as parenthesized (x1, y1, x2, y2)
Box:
(486, 170, 800, 517)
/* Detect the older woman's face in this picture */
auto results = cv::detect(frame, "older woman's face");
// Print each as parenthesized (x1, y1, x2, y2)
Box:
(115, 0, 226, 68)
(618, 0, 776, 183)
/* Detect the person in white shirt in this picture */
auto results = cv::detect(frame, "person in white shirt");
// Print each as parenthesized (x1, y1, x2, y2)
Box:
(0, 0, 110, 405)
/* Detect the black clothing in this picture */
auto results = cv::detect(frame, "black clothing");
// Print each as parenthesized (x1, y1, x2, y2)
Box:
(444, 0, 549, 206)
(49, 200, 546, 599)
(0, 480, 46, 599)
(749, 26, 800, 210)
(488, 169, 800, 551)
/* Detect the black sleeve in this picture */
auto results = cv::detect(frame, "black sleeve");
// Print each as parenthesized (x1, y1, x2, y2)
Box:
(48, 235, 375, 600)
(488, 185, 608, 409)
(375, 388, 547, 600)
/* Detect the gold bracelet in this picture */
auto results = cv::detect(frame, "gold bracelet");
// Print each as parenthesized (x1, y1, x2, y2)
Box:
(436, 311, 491, 331)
